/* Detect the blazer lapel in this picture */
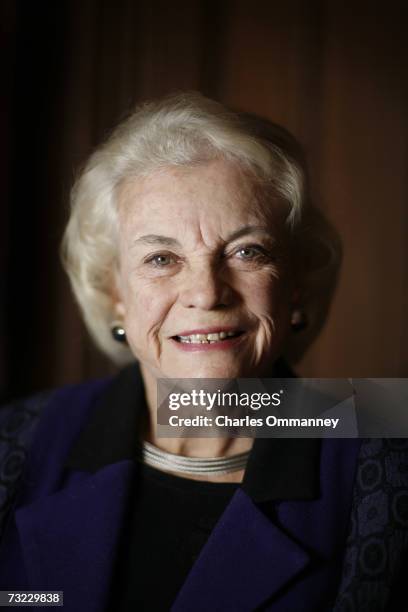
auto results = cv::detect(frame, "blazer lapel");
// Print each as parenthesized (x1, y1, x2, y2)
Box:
(15, 460, 135, 612)
(173, 438, 362, 612)
(171, 487, 310, 611)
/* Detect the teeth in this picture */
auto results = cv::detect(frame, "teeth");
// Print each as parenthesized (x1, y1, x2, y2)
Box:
(207, 333, 220, 341)
(177, 330, 240, 343)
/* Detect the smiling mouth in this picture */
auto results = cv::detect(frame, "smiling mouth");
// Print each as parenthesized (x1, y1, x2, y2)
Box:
(172, 330, 244, 344)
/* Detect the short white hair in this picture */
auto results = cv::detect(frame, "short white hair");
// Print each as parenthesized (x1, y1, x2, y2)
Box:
(61, 92, 323, 364)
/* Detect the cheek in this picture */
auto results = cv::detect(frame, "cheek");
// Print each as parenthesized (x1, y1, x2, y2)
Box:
(243, 273, 286, 313)
(122, 277, 175, 337)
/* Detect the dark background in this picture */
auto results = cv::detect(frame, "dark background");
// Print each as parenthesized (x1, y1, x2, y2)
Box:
(1, 0, 407, 402)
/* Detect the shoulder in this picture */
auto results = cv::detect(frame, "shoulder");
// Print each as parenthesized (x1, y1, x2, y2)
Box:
(334, 438, 408, 610)
(0, 389, 53, 453)
(0, 377, 113, 538)
(0, 377, 113, 456)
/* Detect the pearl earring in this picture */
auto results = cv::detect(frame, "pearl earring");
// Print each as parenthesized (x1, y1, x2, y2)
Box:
(111, 321, 127, 343)
(291, 309, 307, 332)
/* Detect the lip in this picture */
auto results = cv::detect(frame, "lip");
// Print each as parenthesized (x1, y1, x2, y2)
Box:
(172, 326, 243, 337)
(169, 330, 247, 352)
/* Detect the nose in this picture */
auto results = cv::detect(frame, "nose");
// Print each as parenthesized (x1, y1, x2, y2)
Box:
(179, 262, 233, 310)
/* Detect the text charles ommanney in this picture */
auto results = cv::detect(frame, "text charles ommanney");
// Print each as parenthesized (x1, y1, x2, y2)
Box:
(168, 415, 340, 429)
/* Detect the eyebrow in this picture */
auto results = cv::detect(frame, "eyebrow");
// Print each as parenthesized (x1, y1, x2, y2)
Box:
(131, 225, 272, 248)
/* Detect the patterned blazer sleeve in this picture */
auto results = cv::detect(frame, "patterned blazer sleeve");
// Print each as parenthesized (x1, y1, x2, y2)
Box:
(0, 391, 53, 540)
(333, 438, 408, 612)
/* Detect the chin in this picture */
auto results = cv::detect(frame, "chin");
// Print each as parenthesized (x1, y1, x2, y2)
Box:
(167, 361, 246, 380)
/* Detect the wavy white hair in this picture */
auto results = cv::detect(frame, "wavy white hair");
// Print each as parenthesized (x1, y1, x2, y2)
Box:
(61, 92, 331, 364)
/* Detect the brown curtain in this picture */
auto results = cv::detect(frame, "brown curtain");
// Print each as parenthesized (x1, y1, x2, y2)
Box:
(2, 0, 407, 401)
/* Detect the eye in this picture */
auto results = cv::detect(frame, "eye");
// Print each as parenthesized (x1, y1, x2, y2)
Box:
(234, 245, 269, 260)
(236, 246, 259, 259)
(144, 252, 176, 267)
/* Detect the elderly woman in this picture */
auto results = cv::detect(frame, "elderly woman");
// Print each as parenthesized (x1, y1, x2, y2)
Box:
(0, 93, 406, 612)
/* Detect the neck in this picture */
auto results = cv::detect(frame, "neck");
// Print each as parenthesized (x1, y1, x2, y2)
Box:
(140, 363, 254, 461)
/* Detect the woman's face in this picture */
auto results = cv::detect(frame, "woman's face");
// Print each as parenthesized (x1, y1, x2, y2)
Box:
(114, 159, 296, 381)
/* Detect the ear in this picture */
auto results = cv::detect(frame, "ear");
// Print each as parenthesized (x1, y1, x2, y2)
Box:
(110, 270, 126, 319)
(291, 287, 301, 304)
(114, 300, 126, 319)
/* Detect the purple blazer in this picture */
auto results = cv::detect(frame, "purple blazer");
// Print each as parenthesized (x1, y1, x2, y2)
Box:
(0, 370, 407, 611)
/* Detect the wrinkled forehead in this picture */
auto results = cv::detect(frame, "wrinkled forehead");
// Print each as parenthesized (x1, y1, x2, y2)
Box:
(115, 158, 287, 240)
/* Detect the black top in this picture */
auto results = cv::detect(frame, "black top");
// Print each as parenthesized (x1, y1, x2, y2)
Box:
(109, 464, 238, 611)
(65, 361, 321, 611)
